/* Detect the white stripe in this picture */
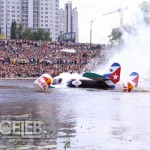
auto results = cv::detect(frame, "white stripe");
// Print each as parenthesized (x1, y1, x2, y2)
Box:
(128, 76, 137, 81)
(104, 80, 115, 86)
(104, 66, 120, 74)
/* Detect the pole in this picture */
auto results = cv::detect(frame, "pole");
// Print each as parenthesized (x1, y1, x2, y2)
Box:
(6, 13, 7, 39)
(6, 23, 7, 40)
(90, 20, 93, 44)
(90, 18, 96, 44)
(71, 14, 73, 41)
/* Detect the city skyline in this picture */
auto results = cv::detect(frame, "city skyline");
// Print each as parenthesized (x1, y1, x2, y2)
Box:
(0, 0, 59, 41)
(59, 1, 79, 42)
(0, 0, 79, 42)
(0, 0, 149, 43)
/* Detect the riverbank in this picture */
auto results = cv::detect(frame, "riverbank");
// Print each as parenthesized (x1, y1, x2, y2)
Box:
(0, 77, 36, 80)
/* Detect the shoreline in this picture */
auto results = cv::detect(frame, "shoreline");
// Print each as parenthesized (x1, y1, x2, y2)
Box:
(0, 77, 37, 80)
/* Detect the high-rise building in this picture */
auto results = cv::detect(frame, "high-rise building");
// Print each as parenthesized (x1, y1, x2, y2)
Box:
(0, 0, 21, 39)
(59, 1, 78, 42)
(0, 0, 59, 41)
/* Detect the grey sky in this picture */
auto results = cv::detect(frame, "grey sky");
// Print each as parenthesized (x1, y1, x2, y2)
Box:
(60, 0, 148, 43)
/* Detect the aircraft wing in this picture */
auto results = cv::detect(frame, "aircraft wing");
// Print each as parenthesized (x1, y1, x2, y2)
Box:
(82, 72, 110, 81)
(48, 86, 55, 88)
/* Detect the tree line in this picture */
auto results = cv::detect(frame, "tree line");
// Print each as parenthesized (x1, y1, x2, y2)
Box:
(10, 21, 51, 41)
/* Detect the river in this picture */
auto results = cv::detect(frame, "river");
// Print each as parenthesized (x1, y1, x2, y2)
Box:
(0, 79, 150, 150)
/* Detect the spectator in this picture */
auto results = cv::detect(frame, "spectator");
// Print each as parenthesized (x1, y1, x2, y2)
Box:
(0, 40, 107, 78)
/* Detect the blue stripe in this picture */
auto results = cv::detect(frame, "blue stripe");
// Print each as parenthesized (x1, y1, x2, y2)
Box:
(111, 63, 120, 67)
(129, 72, 139, 76)
(108, 85, 115, 88)
(103, 74, 111, 77)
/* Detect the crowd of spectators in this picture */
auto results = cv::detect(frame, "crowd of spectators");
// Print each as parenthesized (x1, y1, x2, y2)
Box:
(0, 40, 108, 78)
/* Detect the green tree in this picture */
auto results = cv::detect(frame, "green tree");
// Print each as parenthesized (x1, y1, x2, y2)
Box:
(32, 31, 38, 40)
(17, 24, 24, 39)
(45, 32, 51, 41)
(108, 1, 150, 45)
(22, 29, 33, 40)
(36, 28, 51, 41)
(36, 28, 45, 40)
(108, 26, 135, 45)
(10, 21, 17, 39)
(21, 28, 51, 41)
(108, 27, 122, 45)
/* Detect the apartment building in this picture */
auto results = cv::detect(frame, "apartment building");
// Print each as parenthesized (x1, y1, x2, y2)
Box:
(0, 0, 21, 39)
(59, 1, 78, 42)
(0, 0, 59, 41)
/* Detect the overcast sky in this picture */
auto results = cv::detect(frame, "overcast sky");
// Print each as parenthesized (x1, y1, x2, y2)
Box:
(60, 0, 149, 43)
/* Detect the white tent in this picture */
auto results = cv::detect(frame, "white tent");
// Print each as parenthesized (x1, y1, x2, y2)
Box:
(61, 49, 76, 53)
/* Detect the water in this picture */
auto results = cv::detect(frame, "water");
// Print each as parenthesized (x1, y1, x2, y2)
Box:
(0, 79, 150, 150)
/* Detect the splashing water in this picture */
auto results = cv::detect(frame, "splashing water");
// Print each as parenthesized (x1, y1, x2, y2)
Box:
(103, 6, 150, 90)
(110, 26, 150, 80)
(53, 72, 82, 88)
(53, 5, 150, 91)
(81, 5, 150, 90)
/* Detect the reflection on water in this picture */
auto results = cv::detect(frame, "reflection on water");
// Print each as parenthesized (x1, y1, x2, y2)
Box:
(0, 79, 77, 149)
(1, 79, 150, 149)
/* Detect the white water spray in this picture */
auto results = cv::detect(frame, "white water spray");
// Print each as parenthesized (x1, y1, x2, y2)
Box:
(106, 5, 150, 82)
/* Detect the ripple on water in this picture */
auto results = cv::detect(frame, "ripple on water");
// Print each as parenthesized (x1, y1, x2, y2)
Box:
(0, 79, 150, 149)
